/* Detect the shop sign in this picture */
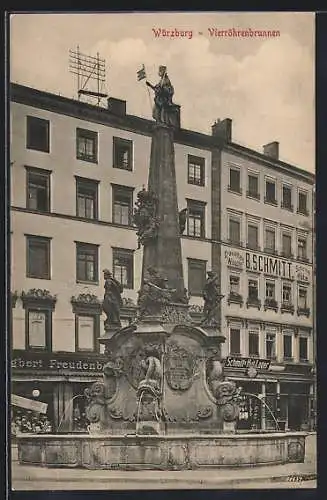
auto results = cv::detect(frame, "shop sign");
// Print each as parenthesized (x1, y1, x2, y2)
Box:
(246, 252, 293, 278)
(224, 356, 271, 370)
(11, 351, 106, 373)
(11, 394, 48, 414)
(224, 250, 244, 268)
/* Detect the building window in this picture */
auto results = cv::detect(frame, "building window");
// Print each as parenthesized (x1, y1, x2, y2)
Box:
(76, 243, 98, 283)
(299, 337, 308, 362)
(229, 218, 241, 245)
(187, 200, 205, 238)
(282, 185, 293, 210)
(188, 259, 206, 296)
(248, 329, 259, 356)
(247, 174, 259, 199)
(266, 332, 276, 359)
(27, 310, 51, 350)
(230, 275, 240, 294)
(248, 279, 258, 300)
(298, 191, 308, 215)
(229, 168, 241, 193)
(228, 275, 242, 305)
(297, 237, 307, 260)
(113, 248, 134, 289)
(265, 179, 277, 205)
(187, 155, 205, 186)
(76, 177, 98, 219)
(265, 227, 276, 253)
(112, 185, 133, 226)
(75, 315, 97, 352)
(26, 236, 51, 279)
(26, 167, 51, 212)
(282, 233, 292, 257)
(247, 224, 259, 250)
(298, 287, 308, 312)
(283, 334, 293, 360)
(265, 280, 275, 299)
(113, 137, 133, 171)
(282, 282, 292, 303)
(230, 328, 241, 355)
(26, 116, 50, 153)
(76, 128, 98, 163)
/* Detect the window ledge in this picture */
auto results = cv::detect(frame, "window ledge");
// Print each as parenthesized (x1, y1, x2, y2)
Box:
(76, 280, 99, 286)
(228, 186, 242, 196)
(246, 245, 261, 252)
(281, 204, 294, 212)
(264, 299, 279, 312)
(246, 191, 260, 201)
(264, 248, 278, 256)
(227, 293, 243, 306)
(113, 165, 133, 172)
(281, 304, 295, 314)
(264, 198, 278, 207)
(187, 180, 205, 187)
(228, 239, 243, 247)
(76, 155, 98, 164)
(297, 209, 309, 217)
(246, 299, 261, 310)
(297, 307, 310, 317)
(297, 257, 310, 263)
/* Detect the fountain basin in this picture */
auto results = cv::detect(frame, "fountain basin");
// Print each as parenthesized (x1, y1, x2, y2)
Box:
(16, 432, 307, 469)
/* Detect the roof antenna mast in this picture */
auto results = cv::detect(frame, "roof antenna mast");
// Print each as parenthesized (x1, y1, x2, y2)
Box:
(69, 45, 108, 106)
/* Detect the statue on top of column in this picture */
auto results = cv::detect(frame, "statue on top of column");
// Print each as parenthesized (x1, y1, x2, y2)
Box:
(146, 66, 179, 127)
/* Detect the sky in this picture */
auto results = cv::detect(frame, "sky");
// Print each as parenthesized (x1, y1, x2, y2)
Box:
(10, 12, 315, 172)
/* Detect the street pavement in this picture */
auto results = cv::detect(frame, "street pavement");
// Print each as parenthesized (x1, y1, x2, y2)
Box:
(11, 432, 317, 491)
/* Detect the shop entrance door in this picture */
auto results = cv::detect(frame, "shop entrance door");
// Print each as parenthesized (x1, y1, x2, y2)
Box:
(288, 395, 302, 431)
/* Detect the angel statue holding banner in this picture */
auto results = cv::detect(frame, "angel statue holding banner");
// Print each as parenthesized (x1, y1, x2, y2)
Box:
(137, 64, 179, 127)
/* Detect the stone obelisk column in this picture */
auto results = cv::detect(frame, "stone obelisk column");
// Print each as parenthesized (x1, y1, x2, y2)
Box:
(141, 123, 184, 297)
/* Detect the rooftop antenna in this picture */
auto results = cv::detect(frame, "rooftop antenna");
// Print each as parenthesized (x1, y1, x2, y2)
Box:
(69, 45, 108, 106)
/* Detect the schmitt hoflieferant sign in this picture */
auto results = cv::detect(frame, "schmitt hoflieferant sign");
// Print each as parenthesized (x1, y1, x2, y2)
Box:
(224, 356, 271, 370)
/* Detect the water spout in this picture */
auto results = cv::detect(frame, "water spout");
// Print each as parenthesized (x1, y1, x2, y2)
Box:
(242, 392, 280, 431)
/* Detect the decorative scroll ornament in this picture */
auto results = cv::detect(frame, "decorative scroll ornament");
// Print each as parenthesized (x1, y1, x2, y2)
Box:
(84, 354, 124, 424)
(21, 289, 57, 309)
(206, 360, 242, 422)
(71, 293, 101, 313)
(133, 187, 160, 249)
(165, 343, 199, 392)
(162, 406, 213, 423)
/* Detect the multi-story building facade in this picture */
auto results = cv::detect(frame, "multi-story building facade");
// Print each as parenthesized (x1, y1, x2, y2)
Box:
(10, 83, 315, 434)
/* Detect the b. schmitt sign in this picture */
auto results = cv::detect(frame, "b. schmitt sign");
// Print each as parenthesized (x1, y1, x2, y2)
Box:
(224, 249, 311, 282)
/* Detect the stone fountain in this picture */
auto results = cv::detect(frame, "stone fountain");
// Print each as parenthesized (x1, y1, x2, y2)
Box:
(16, 67, 307, 469)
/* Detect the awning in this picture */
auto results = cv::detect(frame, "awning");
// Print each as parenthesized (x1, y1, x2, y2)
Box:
(11, 394, 48, 414)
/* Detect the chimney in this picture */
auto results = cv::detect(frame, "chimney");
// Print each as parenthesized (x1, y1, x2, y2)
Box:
(211, 118, 232, 142)
(263, 141, 279, 160)
(107, 97, 126, 116)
